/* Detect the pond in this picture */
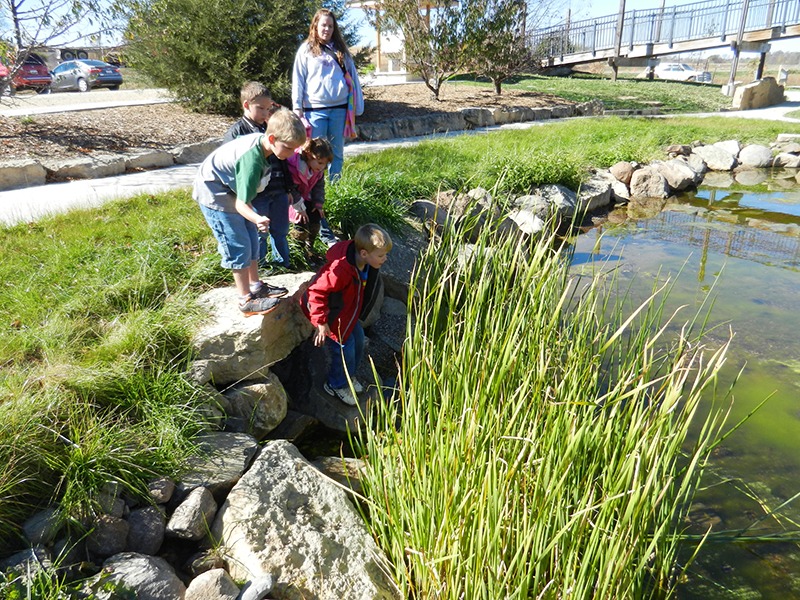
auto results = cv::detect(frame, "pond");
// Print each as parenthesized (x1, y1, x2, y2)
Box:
(572, 175, 800, 599)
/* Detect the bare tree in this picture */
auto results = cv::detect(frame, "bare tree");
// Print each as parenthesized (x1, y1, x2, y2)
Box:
(374, 0, 471, 100)
(0, 0, 119, 94)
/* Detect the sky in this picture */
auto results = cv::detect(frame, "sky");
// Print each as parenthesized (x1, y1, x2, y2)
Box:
(346, 0, 800, 55)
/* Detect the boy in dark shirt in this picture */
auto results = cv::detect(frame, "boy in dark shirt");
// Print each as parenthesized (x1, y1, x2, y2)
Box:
(224, 82, 298, 270)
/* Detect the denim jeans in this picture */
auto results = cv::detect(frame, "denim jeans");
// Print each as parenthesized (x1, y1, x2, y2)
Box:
(305, 107, 346, 181)
(325, 322, 364, 389)
(199, 204, 259, 270)
(252, 191, 291, 267)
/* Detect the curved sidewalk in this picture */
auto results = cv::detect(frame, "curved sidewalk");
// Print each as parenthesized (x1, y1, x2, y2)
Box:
(3, 90, 800, 227)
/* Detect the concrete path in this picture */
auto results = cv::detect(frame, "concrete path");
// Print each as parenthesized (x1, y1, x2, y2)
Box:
(3, 89, 800, 227)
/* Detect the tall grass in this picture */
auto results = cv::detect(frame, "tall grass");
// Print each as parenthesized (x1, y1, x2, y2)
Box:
(357, 220, 731, 598)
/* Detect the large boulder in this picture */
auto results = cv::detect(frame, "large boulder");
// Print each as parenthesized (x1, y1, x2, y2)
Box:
(212, 440, 400, 600)
(692, 145, 737, 171)
(731, 77, 785, 110)
(629, 166, 669, 199)
(191, 273, 314, 387)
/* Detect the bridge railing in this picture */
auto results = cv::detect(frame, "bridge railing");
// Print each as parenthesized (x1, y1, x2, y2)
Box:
(531, 0, 800, 61)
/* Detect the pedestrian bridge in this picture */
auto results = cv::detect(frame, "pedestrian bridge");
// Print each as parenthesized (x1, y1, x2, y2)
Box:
(531, 0, 800, 68)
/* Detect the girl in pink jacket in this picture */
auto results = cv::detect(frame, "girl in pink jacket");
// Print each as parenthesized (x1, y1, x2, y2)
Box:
(287, 138, 333, 265)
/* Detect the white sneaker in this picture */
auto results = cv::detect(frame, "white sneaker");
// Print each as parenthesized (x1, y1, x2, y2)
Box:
(323, 382, 357, 406)
(351, 378, 364, 394)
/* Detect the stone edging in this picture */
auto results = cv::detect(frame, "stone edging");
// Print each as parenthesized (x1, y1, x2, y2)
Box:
(0, 100, 605, 192)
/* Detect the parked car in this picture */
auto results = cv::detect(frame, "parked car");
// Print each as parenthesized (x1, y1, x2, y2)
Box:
(0, 53, 52, 94)
(50, 59, 123, 92)
(654, 62, 712, 83)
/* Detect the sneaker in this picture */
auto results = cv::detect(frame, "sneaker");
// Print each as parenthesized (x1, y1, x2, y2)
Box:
(251, 281, 288, 298)
(351, 378, 364, 394)
(238, 294, 280, 317)
(323, 382, 357, 406)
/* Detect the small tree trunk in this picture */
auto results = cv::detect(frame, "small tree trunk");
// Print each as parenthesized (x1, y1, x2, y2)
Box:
(493, 78, 502, 94)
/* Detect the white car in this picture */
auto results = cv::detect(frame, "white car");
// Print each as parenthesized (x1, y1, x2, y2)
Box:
(654, 63, 712, 83)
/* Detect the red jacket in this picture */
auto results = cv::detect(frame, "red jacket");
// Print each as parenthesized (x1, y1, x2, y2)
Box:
(301, 240, 380, 344)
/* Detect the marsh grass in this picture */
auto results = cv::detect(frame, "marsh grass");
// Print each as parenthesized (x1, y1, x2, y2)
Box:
(0, 190, 218, 543)
(357, 219, 731, 598)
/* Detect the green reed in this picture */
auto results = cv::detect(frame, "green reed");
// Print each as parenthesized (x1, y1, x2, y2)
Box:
(357, 220, 731, 599)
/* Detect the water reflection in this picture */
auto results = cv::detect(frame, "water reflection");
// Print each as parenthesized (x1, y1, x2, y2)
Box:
(571, 173, 800, 599)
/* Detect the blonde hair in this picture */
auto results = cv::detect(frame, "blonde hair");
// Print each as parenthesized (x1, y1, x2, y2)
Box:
(240, 81, 271, 105)
(302, 137, 333, 164)
(266, 109, 307, 145)
(354, 223, 392, 253)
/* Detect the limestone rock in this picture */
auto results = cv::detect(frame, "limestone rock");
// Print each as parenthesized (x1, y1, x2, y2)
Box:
(221, 374, 288, 441)
(192, 273, 314, 387)
(692, 145, 737, 171)
(166, 487, 218, 541)
(738, 144, 773, 168)
(101, 553, 186, 600)
(609, 161, 636, 185)
(185, 568, 239, 600)
(212, 440, 400, 600)
(178, 432, 259, 504)
(629, 166, 669, 199)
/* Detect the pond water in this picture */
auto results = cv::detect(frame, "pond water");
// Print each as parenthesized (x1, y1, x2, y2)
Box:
(572, 175, 800, 599)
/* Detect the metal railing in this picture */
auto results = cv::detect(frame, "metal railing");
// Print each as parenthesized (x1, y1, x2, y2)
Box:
(531, 0, 800, 61)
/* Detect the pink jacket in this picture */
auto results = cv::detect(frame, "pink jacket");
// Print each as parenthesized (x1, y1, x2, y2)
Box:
(287, 153, 325, 224)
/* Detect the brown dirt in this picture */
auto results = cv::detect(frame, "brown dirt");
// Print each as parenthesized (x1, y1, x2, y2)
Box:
(0, 83, 574, 163)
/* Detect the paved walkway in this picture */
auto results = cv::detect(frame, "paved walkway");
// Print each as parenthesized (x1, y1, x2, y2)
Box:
(3, 90, 800, 227)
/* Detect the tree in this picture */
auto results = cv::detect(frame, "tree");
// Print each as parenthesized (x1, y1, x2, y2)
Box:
(125, 0, 317, 115)
(467, 0, 528, 94)
(375, 0, 471, 100)
(0, 0, 120, 95)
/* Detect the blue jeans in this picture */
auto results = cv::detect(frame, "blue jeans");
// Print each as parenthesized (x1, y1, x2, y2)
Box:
(199, 204, 259, 270)
(325, 322, 364, 389)
(252, 191, 291, 267)
(305, 107, 346, 181)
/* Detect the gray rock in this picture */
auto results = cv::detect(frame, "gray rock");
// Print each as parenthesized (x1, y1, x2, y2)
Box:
(238, 576, 275, 600)
(23, 507, 61, 546)
(45, 155, 126, 181)
(125, 150, 175, 171)
(0, 159, 46, 190)
(629, 166, 669, 199)
(126, 506, 166, 555)
(166, 486, 218, 541)
(185, 568, 239, 600)
(221, 374, 288, 441)
(772, 152, 800, 168)
(731, 77, 784, 110)
(101, 552, 186, 600)
(178, 432, 259, 504)
(212, 440, 400, 600)
(0, 546, 52, 575)
(692, 145, 737, 171)
(651, 159, 696, 192)
(738, 144, 773, 168)
(507, 208, 545, 234)
(312, 456, 366, 496)
(577, 172, 613, 212)
(460, 107, 494, 127)
(148, 477, 176, 504)
(714, 139, 742, 158)
(173, 138, 222, 164)
(87, 515, 129, 558)
(517, 184, 577, 220)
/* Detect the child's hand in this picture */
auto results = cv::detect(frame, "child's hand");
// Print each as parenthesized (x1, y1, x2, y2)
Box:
(315, 207, 326, 219)
(255, 215, 270, 232)
(313, 323, 330, 347)
(297, 209, 309, 224)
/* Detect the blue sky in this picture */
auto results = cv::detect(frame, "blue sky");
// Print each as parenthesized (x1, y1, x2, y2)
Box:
(347, 0, 800, 54)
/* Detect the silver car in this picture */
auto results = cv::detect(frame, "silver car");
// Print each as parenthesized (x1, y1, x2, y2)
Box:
(50, 59, 123, 92)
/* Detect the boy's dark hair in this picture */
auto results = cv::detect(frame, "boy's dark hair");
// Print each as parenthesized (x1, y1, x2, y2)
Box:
(240, 81, 271, 106)
(302, 137, 334, 163)
(354, 224, 392, 253)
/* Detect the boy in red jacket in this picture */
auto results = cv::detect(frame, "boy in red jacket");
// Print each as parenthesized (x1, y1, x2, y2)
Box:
(301, 223, 392, 405)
